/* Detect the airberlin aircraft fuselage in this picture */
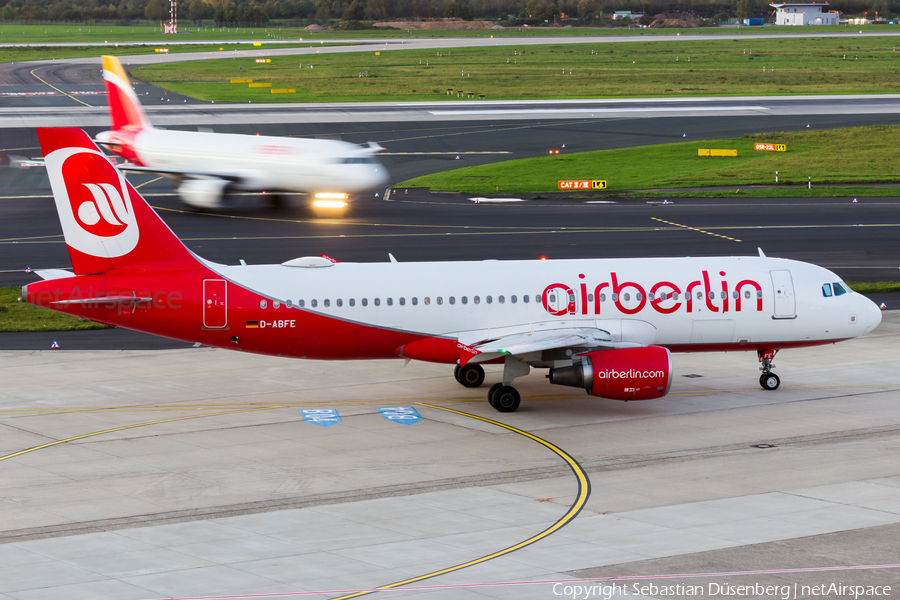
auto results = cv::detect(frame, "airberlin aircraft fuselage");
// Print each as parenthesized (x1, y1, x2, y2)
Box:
(26, 127, 882, 413)
(28, 256, 879, 361)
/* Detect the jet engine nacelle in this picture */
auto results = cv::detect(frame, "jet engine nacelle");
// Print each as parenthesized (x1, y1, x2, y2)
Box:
(178, 178, 232, 209)
(548, 346, 673, 401)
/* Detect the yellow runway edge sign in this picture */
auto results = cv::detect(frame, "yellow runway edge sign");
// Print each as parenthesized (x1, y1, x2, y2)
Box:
(755, 143, 787, 152)
(559, 180, 607, 190)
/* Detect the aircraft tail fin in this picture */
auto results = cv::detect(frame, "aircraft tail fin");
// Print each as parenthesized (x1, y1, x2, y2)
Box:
(102, 55, 151, 132)
(38, 128, 198, 275)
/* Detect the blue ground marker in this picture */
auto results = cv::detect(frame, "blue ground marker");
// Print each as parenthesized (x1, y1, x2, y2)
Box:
(300, 409, 342, 427)
(377, 406, 422, 425)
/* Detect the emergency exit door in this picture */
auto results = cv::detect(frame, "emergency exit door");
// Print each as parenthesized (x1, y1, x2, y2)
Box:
(203, 279, 228, 329)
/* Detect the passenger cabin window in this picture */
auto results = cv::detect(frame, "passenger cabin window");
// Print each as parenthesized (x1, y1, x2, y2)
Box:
(374, 298, 380, 306)
(449, 297, 456, 305)
(424, 297, 431, 305)
(523, 295, 529, 303)
(833, 282, 847, 296)
(349, 298, 355, 307)
(474, 296, 481, 304)
(260, 300, 267, 309)
(362, 298, 368, 306)
(311, 299, 317, 308)
(462, 296, 468, 304)
(324, 299, 330, 307)
(822, 284, 833, 297)
(486, 296, 492, 304)
(336, 299, 342, 307)
(511, 295, 517, 303)
(412, 297, 418, 305)
(298, 300, 305, 308)
(535, 295, 541, 303)
(400, 297, 406, 306)
(499, 295, 505, 304)
(387, 298, 393, 306)
(437, 297, 443, 305)
(286, 299, 293, 308)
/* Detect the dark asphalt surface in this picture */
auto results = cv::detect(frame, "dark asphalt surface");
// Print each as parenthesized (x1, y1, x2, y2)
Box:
(2, 113, 899, 349)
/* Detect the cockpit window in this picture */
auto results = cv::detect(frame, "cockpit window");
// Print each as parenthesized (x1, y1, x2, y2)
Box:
(822, 283, 833, 297)
(833, 282, 848, 296)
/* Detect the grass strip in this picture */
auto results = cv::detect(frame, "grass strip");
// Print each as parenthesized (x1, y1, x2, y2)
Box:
(397, 125, 900, 195)
(133, 36, 900, 102)
(0, 286, 109, 332)
(847, 282, 900, 293)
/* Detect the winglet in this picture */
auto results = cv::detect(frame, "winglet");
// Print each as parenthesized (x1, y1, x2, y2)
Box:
(102, 55, 151, 132)
(758, 247, 766, 258)
(388, 253, 398, 263)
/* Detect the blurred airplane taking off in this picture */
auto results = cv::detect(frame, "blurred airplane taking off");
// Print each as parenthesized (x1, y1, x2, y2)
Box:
(94, 55, 388, 209)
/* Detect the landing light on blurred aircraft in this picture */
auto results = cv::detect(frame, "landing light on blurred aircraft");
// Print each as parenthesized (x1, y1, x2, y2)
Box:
(314, 193, 349, 208)
(313, 200, 348, 208)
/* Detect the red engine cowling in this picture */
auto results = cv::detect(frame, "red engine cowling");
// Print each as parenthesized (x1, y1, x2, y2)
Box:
(548, 346, 673, 401)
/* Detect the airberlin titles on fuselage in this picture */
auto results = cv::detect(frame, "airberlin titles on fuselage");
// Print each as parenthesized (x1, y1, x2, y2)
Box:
(542, 271, 763, 317)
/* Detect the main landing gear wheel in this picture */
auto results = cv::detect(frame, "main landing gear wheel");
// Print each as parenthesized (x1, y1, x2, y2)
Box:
(456, 364, 485, 388)
(760, 372, 781, 391)
(487, 382, 503, 407)
(492, 386, 521, 413)
(454, 364, 461, 381)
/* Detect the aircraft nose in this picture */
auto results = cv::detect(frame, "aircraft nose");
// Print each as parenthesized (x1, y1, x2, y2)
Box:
(861, 295, 883, 334)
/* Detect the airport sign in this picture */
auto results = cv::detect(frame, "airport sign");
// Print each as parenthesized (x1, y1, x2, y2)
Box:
(755, 143, 786, 152)
(559, 180, 607, 190)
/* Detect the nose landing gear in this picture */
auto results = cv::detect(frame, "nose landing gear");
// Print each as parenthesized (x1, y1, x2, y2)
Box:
(758, 349, 780, 390)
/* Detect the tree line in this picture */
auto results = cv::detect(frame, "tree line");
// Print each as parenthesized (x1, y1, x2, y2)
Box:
(0, 0, 891, 25)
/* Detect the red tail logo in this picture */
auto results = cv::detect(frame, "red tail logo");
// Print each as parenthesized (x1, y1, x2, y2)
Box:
(62, 152, 131, 238)
(45, 145, 139, 259)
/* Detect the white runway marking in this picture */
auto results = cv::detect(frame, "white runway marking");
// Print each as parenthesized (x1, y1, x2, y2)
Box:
(430, 106, 771, 116)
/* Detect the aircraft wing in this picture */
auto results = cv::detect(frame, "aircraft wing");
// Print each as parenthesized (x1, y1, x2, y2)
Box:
(114, 164, 244, 183)
(464, 328, 643, 365)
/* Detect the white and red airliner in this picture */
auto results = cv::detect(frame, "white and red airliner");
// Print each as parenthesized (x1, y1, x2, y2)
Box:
(26, 128, 882, 412)
(94, 56, 388, 210)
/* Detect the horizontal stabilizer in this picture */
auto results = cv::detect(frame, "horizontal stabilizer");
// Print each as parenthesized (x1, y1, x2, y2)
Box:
(34, 269, 74, 281)
(52, 293, 152, 307)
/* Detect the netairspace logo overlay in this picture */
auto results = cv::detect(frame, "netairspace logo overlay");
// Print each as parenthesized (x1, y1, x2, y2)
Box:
(551, 582, 892, 600)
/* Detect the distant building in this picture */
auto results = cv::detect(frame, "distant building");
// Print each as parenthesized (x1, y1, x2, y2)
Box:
(769, 3, 839, 25)
(611, 11, 643, 20)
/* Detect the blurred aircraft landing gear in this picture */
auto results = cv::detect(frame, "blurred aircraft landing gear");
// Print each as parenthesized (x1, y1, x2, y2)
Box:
(265, 193, 287, 209)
